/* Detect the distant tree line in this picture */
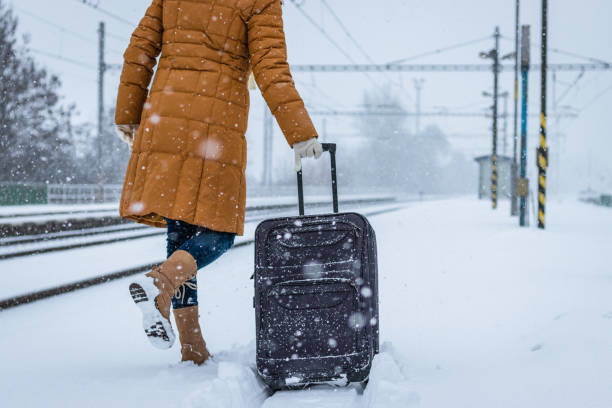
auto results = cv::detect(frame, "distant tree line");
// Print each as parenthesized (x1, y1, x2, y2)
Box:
(274, 86, 476, 195)
(0, 0, 129, 185)
(351, 86, 476, 194)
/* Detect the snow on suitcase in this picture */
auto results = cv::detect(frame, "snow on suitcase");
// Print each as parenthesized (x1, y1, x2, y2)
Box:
(253, 143, 379, 390)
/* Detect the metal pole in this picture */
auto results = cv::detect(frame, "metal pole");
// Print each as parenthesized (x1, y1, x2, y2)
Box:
(322, 117, 327, 142)
(503, 92, 509, 156)
(262, 107, 273, 186)
(552, 72, 559, 194)
(413, 79, 424, 135)
(97, 21, 105, 202)
(537, 0, 549, 229)
(511, 0, 520, 216)
(491, 27, 500, 210)
(267, 111, 273, 185)
(519, 25, 530, 227)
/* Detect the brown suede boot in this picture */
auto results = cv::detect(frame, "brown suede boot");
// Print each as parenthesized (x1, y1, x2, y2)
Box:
(173, 305, 211, 365)
(129, 250, 198, 349)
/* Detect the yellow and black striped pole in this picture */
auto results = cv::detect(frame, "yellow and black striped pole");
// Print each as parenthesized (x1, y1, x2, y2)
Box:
(491, 27, 500, 210)
(537, 0, 548, 229)
(492, 154, 498, 209)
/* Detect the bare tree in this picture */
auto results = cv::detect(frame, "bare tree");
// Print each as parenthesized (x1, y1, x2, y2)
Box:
(0, 0, 78, 183)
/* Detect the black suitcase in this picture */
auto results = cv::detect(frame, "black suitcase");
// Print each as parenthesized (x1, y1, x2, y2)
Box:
(253, 143, 379, 390)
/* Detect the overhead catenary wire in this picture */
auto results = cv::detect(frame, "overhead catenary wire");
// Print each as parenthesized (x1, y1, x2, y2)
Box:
(106, 31, 130, 43)
(287, 0, 408, 102)
(578, 81, 612, 113)
(294, 79, 346, 111)
(503, 37, 611, 113)
(16, 7, 125, 56)
(501, 36, 612, 67)
(318, 0, 411, 102)
(30, 48, 97, 71)
(550, 48, 612, 66)
(387, 35, 493, 64)
(287, 0, 357, 64)
(74, 0, 136, 27)
(319, 0, 375, 64)
(556, 70, 585, 105)
(438, 100, 491, 111)
(17, 8, 96, 44)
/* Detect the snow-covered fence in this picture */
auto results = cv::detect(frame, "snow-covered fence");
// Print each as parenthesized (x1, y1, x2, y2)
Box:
(0, 182, 47, 205)
(1, 183, 122, 205)
(46, 184, 123, 204)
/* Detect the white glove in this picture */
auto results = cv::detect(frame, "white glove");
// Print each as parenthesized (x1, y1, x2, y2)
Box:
(293, 138, 323, 171)
(116, 124, 138, 149)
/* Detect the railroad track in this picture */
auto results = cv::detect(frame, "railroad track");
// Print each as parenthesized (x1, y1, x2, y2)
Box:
(0, 223, 149, 247)
(0, 197, 395, 260)
(0, 196, 393, 238)
(0, 203, 407, 310)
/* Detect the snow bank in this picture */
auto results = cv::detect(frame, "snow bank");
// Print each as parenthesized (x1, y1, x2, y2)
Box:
(362, 343, 420, 407)
(182, 344, 269, 408)
(148, 341, 419, 408)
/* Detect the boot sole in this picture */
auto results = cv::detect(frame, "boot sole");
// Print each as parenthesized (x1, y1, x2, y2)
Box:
(129, 280, 175, 350)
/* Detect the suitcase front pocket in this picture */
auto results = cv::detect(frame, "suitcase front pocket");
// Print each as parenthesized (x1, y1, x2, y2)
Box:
(265, 222, 360, 267)
(262, 279, 360, 360)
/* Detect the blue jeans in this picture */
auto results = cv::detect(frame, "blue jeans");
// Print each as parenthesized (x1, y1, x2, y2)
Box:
(166, 219, 236, 309)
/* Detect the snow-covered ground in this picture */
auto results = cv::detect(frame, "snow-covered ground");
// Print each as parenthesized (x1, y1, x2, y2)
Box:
(1, 197, 610, 407)
(0, 202, 403, 300)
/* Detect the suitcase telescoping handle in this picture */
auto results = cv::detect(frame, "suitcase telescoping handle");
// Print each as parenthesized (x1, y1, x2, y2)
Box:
(297, 143, 338, 216)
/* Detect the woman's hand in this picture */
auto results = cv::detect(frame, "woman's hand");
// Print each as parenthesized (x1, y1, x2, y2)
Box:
(116, 124, 138, 149)
(293, 138, 323, 171)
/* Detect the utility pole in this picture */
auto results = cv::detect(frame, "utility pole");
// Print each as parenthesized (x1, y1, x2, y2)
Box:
(413, 79, 425, 135)
(479, 28, 500, 209)
(321, 117, 327, 142)
(511, 0, 520, 216)
(537, 0, 549, 229)
(482, 90, 508, 156)
(552, 72, 557, 194)
(551, 72, 563, 195)
(519, 25, 530, 227)
(491, 27, 500, 210)
(502, 91, 509, 155)
(97, 21, 105, 202)
(262, 107, 274, 186)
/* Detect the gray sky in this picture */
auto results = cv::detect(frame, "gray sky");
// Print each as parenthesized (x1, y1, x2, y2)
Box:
(10, 0, 612, 193)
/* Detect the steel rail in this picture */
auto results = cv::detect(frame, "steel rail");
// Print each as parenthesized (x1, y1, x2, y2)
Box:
(0, 198, 397, 260)
(0, 204, 407, 310)
(0, 224, 149, 247)
(1, 197, 394, 238)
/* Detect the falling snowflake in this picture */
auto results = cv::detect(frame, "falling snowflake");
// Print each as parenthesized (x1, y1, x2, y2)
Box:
(149, 113, 161, 124)
(348, 312, 365, 329)
(129, 202, 144, 212)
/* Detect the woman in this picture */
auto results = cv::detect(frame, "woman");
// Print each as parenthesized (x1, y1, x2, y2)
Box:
(116, 0, 322, 365)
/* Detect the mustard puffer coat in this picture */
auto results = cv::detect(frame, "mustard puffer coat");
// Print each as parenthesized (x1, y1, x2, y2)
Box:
(115, 0, 317, 235)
